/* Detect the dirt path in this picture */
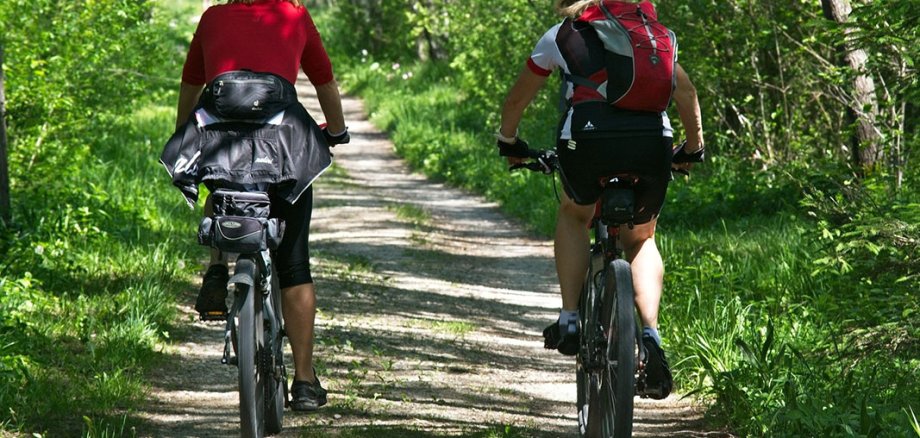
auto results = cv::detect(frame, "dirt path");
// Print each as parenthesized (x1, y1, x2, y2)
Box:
(137, 84, 728, 437)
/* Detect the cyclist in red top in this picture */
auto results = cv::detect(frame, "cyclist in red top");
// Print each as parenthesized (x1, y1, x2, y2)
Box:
(496, 0, 705, 399)
(174, 0, 347, 411)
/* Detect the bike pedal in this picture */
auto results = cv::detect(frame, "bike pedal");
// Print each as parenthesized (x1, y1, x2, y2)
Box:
(199, 311, 228, 322)
(227, 356, 239, 366)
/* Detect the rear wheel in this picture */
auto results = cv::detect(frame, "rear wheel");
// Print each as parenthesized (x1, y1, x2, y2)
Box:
(596, 259, 636, 437)
(263, 269, 285, 435)
(577, 252, 604, 437)
(236, 260, 265, 438)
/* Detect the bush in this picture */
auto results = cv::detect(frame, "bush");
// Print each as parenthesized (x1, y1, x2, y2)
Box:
(0, 0, 203, 433)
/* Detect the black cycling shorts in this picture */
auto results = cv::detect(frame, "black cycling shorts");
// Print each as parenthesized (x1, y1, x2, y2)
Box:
(269, 185, 314, 289)
(557, 136, 673, 224)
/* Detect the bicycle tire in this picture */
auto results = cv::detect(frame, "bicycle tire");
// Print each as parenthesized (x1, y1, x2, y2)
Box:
(236, 259, 265, 438)
(263, 267, 285, 435)
(598, 259, 636, 438)
(577, 251, 605, 437)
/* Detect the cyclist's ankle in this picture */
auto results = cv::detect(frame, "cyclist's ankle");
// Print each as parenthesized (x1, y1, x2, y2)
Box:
(559, 309, 579, 333)
(559, 309, 578, 321)
(643, 326, 661, 346)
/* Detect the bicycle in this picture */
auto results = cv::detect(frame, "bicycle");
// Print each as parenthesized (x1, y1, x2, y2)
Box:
(513, 142, 701, 438)
(197, 189, 288, 438)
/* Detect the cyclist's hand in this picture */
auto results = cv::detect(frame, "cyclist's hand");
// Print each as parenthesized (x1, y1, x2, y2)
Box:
(496, 136, 531, 158)
(320, 123, 350, 146)
(672, 140, 704, 175)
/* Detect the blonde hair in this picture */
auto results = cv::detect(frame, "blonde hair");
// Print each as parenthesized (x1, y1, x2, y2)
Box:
(226, 0, 303, 5)
(554, 0, 602, 17)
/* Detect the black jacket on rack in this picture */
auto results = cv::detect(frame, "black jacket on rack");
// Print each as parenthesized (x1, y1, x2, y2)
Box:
(160, 71, 331, 207)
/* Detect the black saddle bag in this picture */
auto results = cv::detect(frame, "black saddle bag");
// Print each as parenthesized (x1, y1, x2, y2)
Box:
(198, 190, 284, 253)
(201, 70, 297, 120)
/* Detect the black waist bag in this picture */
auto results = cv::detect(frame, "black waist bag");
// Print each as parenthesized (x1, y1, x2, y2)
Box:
(198, 190, 284, 253)
(201, 70, 298, 120)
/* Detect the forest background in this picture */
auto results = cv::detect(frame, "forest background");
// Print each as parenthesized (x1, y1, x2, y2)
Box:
(0, 0, 917, 436)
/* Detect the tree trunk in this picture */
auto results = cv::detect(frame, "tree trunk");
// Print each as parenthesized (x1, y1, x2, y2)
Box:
(821, 0, 881, 172)
(0, 43, 10, 224)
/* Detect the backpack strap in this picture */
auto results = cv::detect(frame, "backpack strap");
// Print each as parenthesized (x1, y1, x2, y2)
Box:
(564, 72, 603, 91)
(598, 1, 616, 21)
(558, 70, 570, 113)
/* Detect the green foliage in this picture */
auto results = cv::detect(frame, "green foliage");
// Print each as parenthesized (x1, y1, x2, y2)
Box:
(664, 209, 919, 436)
(0, 0, 175, 186)
(800, 176, 919, 325)
(0, 0, 203, 434)
(319, 0, 556, 118)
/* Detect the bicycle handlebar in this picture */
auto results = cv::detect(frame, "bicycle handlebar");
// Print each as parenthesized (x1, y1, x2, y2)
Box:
(509, 149, 558, 174)
(508, 140, 703, 176)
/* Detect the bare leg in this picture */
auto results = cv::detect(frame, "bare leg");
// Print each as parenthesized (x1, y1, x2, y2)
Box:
(619, 220, 663, 329)
(554, 193, 596, 310)
(282, 282, 317, 383)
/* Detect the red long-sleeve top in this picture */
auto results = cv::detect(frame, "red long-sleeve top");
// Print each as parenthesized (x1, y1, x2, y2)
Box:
(181, 0, 333, 86)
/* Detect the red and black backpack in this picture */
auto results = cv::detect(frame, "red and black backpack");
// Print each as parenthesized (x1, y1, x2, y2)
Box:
(567, 0, 677, 113)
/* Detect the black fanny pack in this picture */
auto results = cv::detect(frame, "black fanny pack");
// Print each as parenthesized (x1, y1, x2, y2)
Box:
(201, 70, 297, 120)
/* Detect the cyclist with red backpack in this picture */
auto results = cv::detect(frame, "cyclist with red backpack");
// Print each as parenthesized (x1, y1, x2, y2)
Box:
(497, 0, 704, 399)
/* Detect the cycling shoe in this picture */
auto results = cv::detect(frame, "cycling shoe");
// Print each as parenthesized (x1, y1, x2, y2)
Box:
(195, 264, 229, 320)
(543, 319, 579, 356)
(638, 334, 673, 399)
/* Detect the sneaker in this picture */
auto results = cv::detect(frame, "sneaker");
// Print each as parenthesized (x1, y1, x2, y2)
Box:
(290, 376, 328, 412)
(542, 319, 579, 356)
(639, 334, 673, 399)
(195, 264, 229, 320)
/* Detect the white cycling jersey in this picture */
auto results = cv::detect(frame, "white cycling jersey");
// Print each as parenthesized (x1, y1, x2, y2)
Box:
(527, 22, 674, 140)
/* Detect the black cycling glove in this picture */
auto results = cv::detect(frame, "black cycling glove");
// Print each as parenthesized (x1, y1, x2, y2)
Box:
(672, 141, 705, 163)
(496, 137, 531, 158)
(322, 126, 350, 146)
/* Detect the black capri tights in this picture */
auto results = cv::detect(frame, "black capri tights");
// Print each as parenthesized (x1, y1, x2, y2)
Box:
(270, 185, 314, 289)
(557, 136, 673, 225)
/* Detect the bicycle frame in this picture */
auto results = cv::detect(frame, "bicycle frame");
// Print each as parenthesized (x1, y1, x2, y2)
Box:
(199, 189, 287, 438)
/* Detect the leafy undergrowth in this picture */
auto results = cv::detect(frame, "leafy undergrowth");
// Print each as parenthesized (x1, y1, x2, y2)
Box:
(0, 0, 204, 435)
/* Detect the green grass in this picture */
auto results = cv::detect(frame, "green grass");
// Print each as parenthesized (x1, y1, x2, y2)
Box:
(0, 101, 202, 435)
(0, 0, 205, 435)
(428, 320, 477, 338)
(389, 203, 432, 227)
(312, 250, 387, 285)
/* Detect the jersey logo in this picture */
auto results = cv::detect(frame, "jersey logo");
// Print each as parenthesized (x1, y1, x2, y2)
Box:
(583, 121, 596, 131)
